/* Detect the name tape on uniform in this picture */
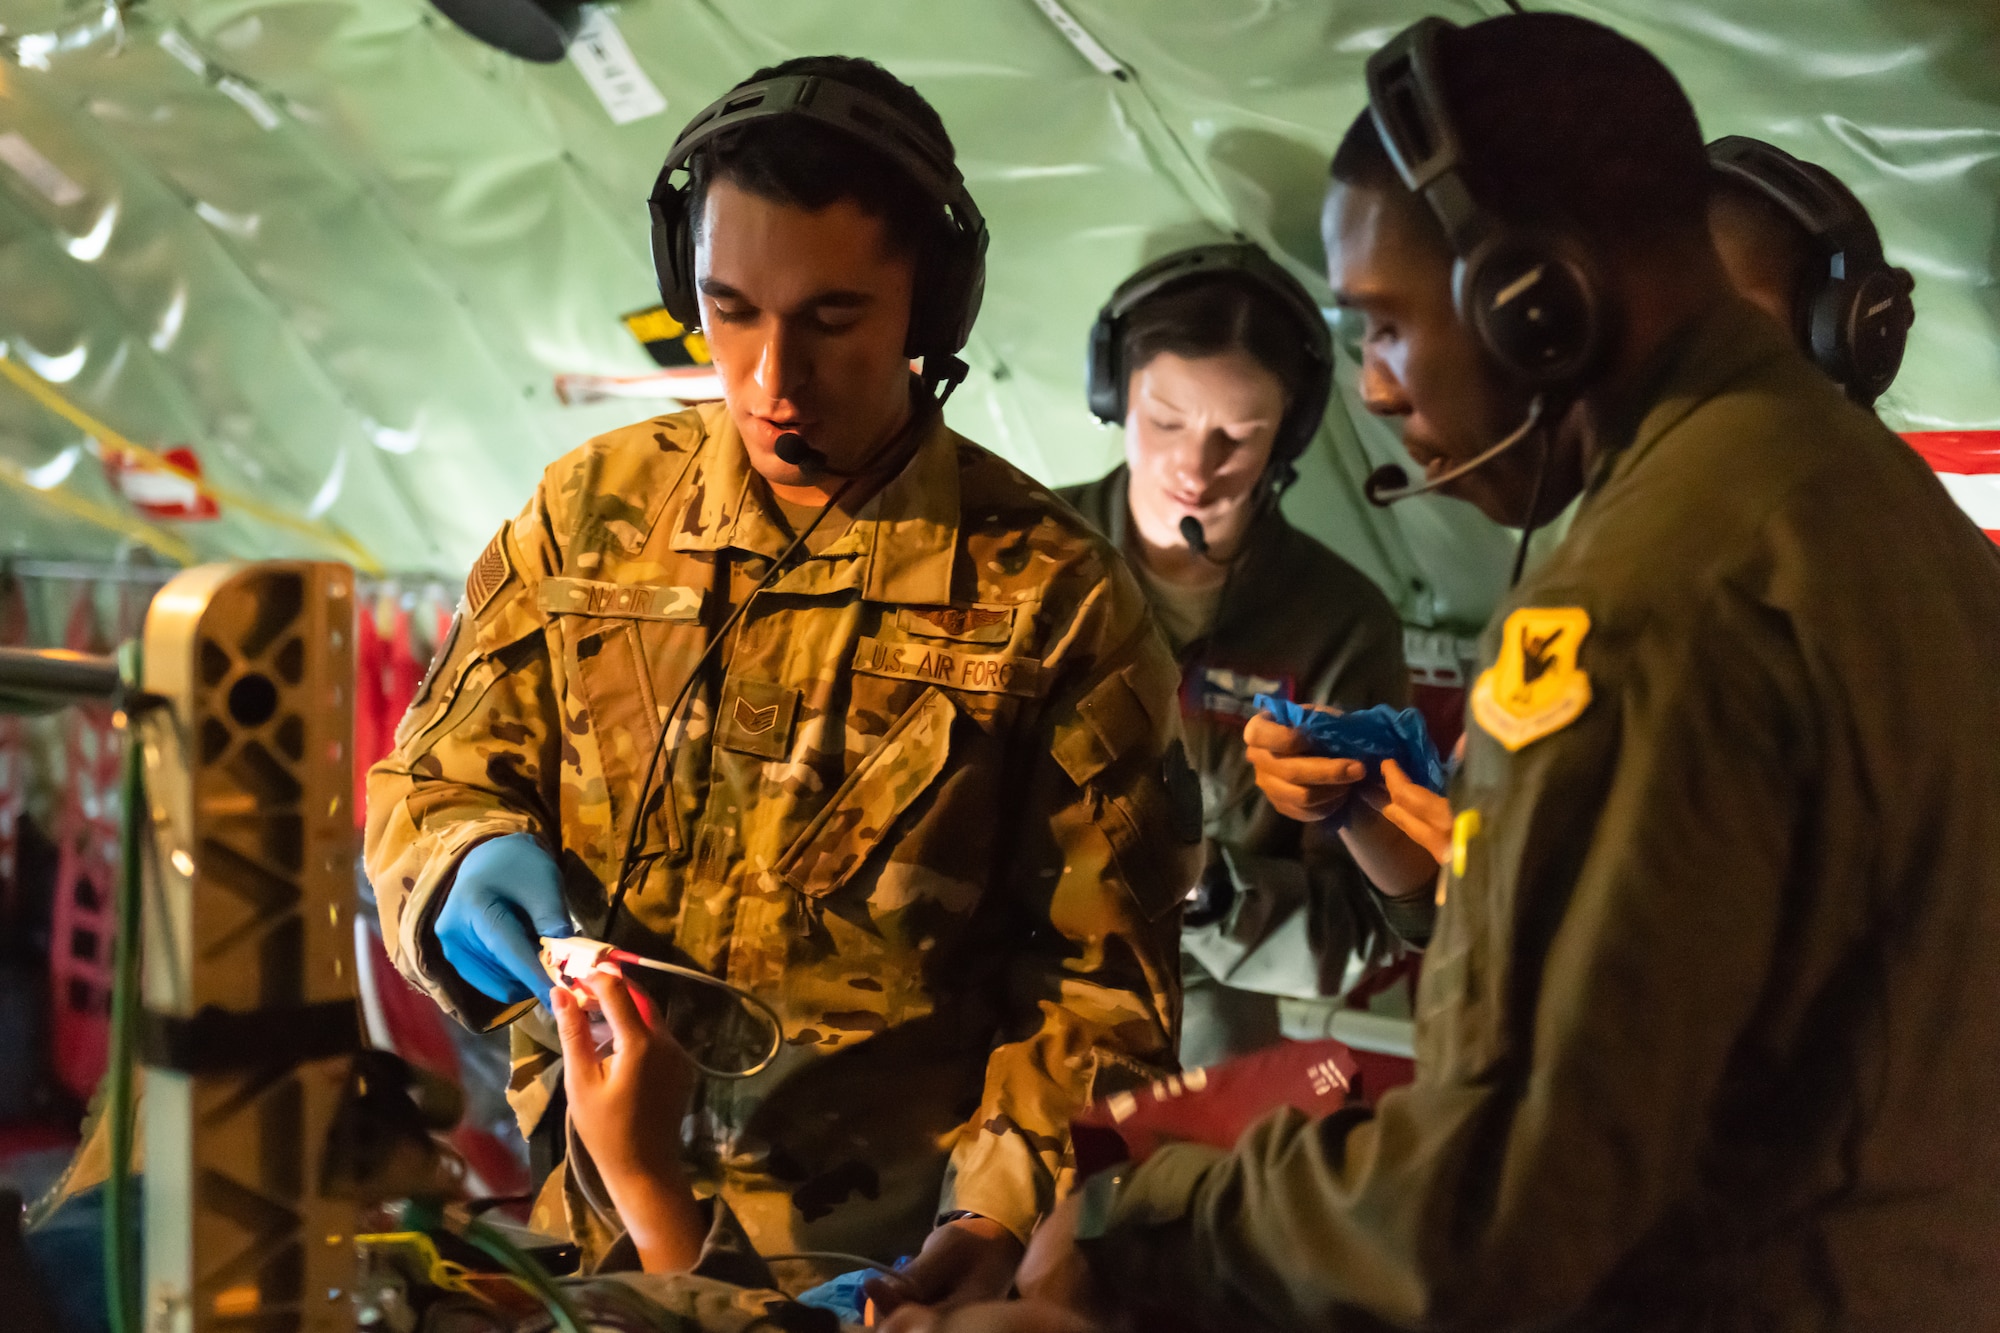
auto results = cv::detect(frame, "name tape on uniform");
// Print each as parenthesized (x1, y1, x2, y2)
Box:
(538, 578, 704, 622)
(852, 637, 1045, 697)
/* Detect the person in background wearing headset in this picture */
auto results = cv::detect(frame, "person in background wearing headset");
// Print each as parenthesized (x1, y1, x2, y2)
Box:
(1311, 131, 1924, 876)
(1057, 244, 1436, 1069)
(923, 14, 2000, 1332)
(366, 55, 1196, 1312)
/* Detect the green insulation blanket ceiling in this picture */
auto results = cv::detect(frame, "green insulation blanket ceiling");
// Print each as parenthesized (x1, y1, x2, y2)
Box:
(0, 0, 1994, 633)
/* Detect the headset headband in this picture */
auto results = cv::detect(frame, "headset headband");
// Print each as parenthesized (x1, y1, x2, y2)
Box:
(1102, 244, 1328, 349)
(650, 74, 985, 248)
(646, 71, 989, 368)
(1362, 16, 1607, 388)
(1706, 135, 1914, 403)
(1086, 242, 1334, 467)
(1707, 135, 1883, 274)
(1365, 17, 1493, 258)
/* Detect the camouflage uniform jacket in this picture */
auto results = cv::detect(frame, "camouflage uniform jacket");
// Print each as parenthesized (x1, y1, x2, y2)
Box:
(1058, 468, 1429, 995)
(365, 401, 1193, 1264)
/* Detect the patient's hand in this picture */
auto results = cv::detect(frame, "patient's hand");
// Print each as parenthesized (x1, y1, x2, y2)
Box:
(554, 971, 703, 1272)
(865, 1215, 1026, 1316)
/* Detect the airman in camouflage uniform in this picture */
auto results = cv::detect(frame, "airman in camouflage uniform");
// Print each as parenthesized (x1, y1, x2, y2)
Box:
(365, 397, 1195, 1272)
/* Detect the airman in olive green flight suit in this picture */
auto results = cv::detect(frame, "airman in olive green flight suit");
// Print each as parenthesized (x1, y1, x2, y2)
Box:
(1059, 468, 1428, 1067)
(1072, 301, 2000, 1330)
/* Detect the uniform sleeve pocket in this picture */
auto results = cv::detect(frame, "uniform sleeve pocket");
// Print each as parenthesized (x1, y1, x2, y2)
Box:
(777, 687, 957, 899)
(394, 603, 540, 754)
(1052, 666, 1200, 923)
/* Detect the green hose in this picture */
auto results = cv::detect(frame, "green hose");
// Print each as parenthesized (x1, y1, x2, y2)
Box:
(460, 1216, 589, 1333)
(103, 708, 145, 1333)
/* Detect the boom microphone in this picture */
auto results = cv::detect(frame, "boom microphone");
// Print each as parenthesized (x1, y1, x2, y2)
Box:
(1179, 515, 1211, 559)
(1363, 396, 1545, 507)
(774, 431, 827, 473)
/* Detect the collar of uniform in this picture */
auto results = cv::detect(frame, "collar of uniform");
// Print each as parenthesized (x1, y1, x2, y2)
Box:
(1097, 463, 1296, 646)
(1094, 465, 1134, 549)
(667, 404, 789, 560)
(850, 405, 959, 605)
(1585, 297, 1795, 500)
(1211, 502, 1297, 639)
(664, 399, 960, 605)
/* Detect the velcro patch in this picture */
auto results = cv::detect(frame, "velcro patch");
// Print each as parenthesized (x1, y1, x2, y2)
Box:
(852, 637, 1045, 697)
(717, 678, 798, 760)
(465, 525, 512, 614)
(539, 578, 703, 622)
(897, 605, 1016, 644)
(1471, 607, 1593, 751)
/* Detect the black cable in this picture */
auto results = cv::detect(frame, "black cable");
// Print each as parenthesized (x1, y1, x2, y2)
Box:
(1503, 0, 1526, 13)
(1509, 425, 1555, 588)
(601, 485, 853, 940)
(600, 386, 956, 942)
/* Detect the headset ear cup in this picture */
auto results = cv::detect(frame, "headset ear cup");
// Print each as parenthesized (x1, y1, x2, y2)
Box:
(653, 187, 700, 328)
(1805, 278, 1856, 390)
(1814, 268, 1912, 404)
(1456, 233, 1602, 387)
(903, 223, 986, 362)
(1086, 316, 1123, 424)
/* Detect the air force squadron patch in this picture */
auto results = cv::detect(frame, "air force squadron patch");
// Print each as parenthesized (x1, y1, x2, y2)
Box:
(1471, 607, 1592, 751)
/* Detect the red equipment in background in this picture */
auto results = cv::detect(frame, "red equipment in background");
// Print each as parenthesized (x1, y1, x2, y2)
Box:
(45, 593, 123, 1104)
(1903, 431, 2000, 543)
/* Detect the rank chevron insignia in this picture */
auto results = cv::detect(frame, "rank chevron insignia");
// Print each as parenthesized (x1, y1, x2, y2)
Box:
(733, 696, 780, 735)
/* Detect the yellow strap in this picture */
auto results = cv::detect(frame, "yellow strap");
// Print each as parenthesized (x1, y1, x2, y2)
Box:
(0, 456, 195, 564)
(0, 354, 384, 573)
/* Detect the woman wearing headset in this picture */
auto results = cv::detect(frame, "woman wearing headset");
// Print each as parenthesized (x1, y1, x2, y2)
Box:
(1059, 243, 1439, 1069)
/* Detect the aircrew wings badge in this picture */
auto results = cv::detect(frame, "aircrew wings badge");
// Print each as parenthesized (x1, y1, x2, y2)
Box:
(1471, 607, 1592, 751)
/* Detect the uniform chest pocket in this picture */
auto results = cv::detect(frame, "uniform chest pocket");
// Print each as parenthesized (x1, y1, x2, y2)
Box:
(776, 687, 956, 899)
(548, 580, 707, 853)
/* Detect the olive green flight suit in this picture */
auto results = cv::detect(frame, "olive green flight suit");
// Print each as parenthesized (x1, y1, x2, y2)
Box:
(1074, 300, 2000, 1331)
(1058, 469, 1427, 1068)
(366, 402, 1195, 1270)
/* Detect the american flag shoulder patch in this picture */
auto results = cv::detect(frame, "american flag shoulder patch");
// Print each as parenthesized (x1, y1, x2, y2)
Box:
(466, 525, 514, 614)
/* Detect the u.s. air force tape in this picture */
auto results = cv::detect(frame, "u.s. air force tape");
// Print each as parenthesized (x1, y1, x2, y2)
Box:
(852, 637, 1046, 697)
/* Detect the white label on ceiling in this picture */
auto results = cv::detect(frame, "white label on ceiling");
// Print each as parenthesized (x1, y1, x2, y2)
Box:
(0, 132, 86, 208)
(216, 76, 284, 131)
(1028, 0, 1127, 77)
(157, 27, 210, 77)
(568, 8, 667, 125)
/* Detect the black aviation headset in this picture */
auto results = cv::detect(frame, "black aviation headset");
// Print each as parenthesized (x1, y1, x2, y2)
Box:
(1086, 241, 1336, 474)
(647, 71, 989, 388)
(1364, 16, 1605, 390)
(1707, 135, 1915, 405)
(606, 71, 990, 949)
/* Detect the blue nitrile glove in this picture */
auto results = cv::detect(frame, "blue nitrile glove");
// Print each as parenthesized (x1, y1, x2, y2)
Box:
(436, 833, 573, 1007)
(1253, 696, 1448, 794)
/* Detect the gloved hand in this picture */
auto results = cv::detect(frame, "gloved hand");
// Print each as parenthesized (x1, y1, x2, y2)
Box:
(435, 833, 573, 1008)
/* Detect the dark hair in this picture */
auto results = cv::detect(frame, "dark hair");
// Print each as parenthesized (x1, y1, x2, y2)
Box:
(1330, 14, 1710, 252)
(1121, 276, 1316, 411)
(1707, 174, 1819, 305)
(687, 55, 954, 259)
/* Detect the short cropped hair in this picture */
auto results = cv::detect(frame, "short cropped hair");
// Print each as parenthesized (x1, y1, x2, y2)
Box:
(1330, 14, 1711, 251)
(1122, 276, 1317, 412)
(688, 55, 954, 260)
